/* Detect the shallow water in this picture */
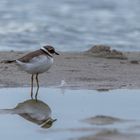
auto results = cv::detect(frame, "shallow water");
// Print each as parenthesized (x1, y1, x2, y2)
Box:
(0, 0, 140, 51)
(0, 88, 140, 140)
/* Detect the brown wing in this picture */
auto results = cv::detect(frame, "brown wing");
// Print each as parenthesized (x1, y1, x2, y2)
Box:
(18, 50, 45, 63)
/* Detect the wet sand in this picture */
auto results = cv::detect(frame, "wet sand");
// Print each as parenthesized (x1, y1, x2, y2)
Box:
(78, 130, 140, 140)
(0, 45, 140, 90)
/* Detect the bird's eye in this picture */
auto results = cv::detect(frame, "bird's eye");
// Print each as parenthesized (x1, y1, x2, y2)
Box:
(49, 49, 55, 53)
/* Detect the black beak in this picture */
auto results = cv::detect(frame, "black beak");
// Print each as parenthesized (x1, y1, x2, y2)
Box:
(55, 51, 59, 55)
(52, 119, 57, 122)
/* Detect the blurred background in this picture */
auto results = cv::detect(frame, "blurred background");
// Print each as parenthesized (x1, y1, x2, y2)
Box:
(0, 0, 140, 51)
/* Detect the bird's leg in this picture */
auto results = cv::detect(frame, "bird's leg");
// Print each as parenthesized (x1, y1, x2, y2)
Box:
(35, 73, 39, 101)
(31, 74, 34, 99)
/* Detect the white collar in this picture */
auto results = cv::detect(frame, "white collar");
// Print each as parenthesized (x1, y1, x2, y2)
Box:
(40, 47, 53, 57)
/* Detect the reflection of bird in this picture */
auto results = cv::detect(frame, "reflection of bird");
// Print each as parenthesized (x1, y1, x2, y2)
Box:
(2, 45, 59, 100)
(0, 99, 56, 128)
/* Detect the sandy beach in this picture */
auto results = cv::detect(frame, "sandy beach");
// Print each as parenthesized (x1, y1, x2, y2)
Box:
(0, 45, 140, 140)
(0, 45, 140, 90)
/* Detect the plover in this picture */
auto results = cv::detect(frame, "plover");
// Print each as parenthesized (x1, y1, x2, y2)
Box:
(4, 45, 59, 100)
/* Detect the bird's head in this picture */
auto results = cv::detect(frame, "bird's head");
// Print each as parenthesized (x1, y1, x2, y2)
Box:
(42, 45, 59, 56)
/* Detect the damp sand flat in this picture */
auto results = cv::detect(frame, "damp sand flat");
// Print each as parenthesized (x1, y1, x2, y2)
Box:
(1, 50, 140, 90)
(0, 88, 140, 140)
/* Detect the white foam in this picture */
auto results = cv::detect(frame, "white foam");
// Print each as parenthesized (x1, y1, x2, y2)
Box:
(0, 22, 37, 34)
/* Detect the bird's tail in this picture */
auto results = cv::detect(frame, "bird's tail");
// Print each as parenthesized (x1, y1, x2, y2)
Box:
(0, 109, 15, 114)
(0, 60, 16, 63)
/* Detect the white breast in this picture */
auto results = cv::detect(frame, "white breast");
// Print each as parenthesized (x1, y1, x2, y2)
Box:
(16, 55, 53, 74)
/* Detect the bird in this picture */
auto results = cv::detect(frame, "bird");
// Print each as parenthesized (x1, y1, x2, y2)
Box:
(3, 45, 59, 100)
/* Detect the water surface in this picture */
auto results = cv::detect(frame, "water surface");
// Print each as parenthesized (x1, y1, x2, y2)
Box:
(0, 0, 140, 51)
(0, 88, 140, 140)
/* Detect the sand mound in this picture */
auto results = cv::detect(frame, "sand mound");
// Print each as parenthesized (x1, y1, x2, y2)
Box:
(83, 115, 126, 125)
(85, 45, 127, 59)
